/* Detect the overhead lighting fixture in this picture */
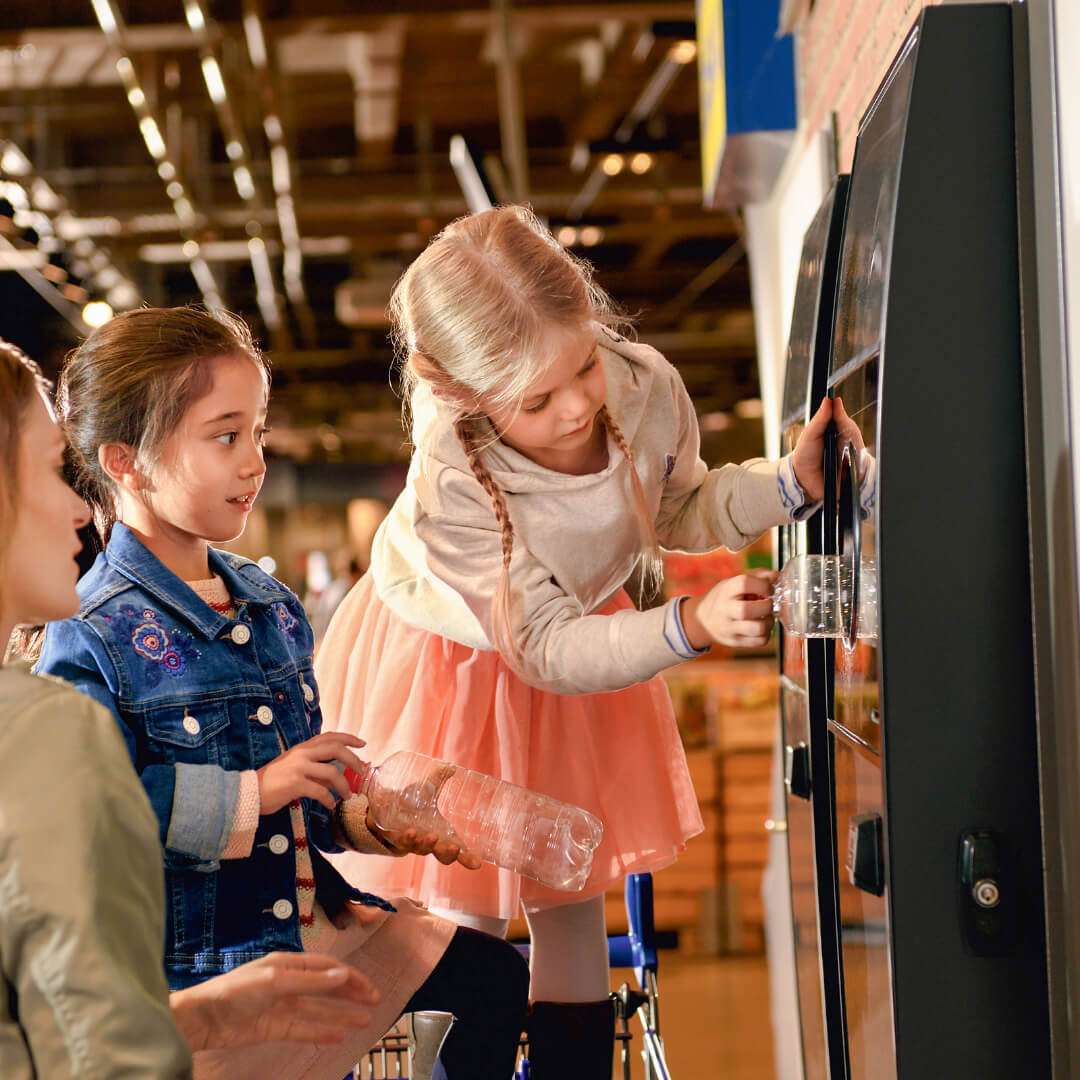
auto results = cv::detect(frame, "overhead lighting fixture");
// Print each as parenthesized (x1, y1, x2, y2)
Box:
(556, 225, 578, 246)
(449, 135, 494, 213)
(201, 57, 227, 105)
(602, 153, 625, 177)
(0, 143, 32, 176)
(183, 0, 206, 33)
(579, 225, 604, 246)
(243, 9, 269, 69)
(233, 166, 256, 201)
(630, 152, 654, 174)
(700, 411, 733, 432)
(138, 117, 167, 160)
(226, 140, 243, 161)
(669, 40, 697, 65)
(90, 0, 118, 37)
(82, 300, 114, 328)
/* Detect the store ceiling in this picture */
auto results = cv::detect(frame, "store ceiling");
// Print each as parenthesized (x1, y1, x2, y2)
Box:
(0, 1, 762, 465)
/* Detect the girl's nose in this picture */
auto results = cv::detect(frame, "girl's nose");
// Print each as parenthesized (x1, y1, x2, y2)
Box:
(72, 492, 92, 530)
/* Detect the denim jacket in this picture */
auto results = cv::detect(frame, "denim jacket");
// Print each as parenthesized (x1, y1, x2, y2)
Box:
(35, 524, 390, 990)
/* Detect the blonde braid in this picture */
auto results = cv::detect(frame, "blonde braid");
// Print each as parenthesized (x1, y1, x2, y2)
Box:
(597, 404, 664, 596)
(454, 417, 522, 667)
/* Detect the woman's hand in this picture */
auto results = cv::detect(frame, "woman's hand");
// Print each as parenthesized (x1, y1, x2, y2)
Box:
(171, 952, 379, 1052)
(790, 397, 833, 503)
(680, 571, 778, 650)
(257, 732, 367, 814)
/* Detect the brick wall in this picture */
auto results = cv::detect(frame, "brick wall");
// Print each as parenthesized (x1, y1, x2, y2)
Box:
(798, 0, 943, 168)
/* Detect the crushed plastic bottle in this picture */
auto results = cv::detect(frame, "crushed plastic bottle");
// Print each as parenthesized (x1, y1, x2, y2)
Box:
(344, 750, 604, 892)
(774, 553, 878, 641)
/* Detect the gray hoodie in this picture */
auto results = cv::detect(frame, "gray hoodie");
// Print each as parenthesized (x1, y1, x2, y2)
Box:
(371, 327, 806, 695)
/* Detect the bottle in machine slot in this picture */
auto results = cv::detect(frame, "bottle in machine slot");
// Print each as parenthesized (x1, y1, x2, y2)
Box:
(774, 553, 878, 642)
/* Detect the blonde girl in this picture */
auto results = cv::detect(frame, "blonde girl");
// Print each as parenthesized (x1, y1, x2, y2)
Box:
(315, 204, 831, 1076)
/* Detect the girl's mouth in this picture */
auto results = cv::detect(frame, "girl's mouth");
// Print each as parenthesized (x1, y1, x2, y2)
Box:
(228, 493, 256, 509)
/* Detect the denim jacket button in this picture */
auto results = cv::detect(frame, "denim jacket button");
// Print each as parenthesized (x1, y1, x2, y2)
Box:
(269, 833, 289, 855)
(301, 680, 315, 704)
(256, 705, 274, 726)
(230, 623, 252, 645)
(272, 899, 294, 920)
(182, 715, 201, 735)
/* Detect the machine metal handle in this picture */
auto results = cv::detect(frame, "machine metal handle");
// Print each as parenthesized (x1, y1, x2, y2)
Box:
(839, 440, 862, 650)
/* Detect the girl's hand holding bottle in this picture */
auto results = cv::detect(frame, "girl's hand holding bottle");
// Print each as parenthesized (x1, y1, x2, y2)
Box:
(256, 731, 368, 813)
(680, 570, 779, 649)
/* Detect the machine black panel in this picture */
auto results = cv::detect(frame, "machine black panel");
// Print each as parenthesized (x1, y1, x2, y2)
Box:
(815, 7, 1051, 1077)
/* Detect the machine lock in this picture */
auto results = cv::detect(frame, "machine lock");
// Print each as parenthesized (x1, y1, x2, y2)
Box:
(958, 831, 1014, 954)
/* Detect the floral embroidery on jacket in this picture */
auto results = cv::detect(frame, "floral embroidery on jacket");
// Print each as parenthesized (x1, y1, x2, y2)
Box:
(105, 605, 201, 684)
(274, 602, 299, 637)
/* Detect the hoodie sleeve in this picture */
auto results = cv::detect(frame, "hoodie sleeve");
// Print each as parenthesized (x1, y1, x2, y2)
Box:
(654, 368, 801, 551)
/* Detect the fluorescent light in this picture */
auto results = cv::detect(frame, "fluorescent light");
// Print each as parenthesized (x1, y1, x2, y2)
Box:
(630, 152, 653, 175)
(602, 153, 624, 176)
(243, 12, 268, 68)
(157, 161, 176, 181)
(138, 117, 167, 159)
(233, 166, 255, 201)
(669, 40, 697, 65)
(201, 57, 227, 104)
(127, 87, 145, 108)
(90, 0, 118, 36)
(0, 143, 32, 176)
(270, 146, 291, 195)
(225, 140, 243, 161)
(183, 0, 205, 33)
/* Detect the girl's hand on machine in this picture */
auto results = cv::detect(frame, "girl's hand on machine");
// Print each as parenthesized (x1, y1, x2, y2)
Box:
(256, 732, 368, 814)
(680, 571, 778, 649)
(790, 397, 833, 502)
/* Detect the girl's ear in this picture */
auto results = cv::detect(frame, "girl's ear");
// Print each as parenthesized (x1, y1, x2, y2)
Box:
(98, 443, 139, 491)
(430, 383, 477, 410)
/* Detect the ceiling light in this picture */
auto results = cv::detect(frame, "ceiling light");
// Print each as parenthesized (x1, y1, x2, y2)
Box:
(233, 166, 255, 201)
(157, 161, 176, 181)
(602, 153, 625, 176)
(90, 0, 118, 36)
(138, 117, 167, 160)
(182, 239, 200, 258)
(225, 140, 243, 161)
(556, 225, 577, 246)
(165, 181, 184, 200)
(127, 87, 145, 108)
(669, 40, 697, 65)
(82, 300, 114, 327)
(183, 0, 205, 33)
(699, 411, 733, 432)
(630, 152, 653, 175)
(201, 57, 227, 105)
(579, 226, 603, 246)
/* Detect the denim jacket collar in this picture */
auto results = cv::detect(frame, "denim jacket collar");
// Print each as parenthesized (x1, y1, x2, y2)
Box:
(104, 523, 291, 640)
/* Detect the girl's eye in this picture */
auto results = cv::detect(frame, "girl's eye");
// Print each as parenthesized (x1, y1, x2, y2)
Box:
(579, 359, 597, 376)
(215, 432, 238, 445)
(257, 426, 272, 445)
(524, 396, 549, 414)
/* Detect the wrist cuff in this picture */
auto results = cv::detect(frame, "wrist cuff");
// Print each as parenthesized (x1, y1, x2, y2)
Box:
(664, 597, 709, 661)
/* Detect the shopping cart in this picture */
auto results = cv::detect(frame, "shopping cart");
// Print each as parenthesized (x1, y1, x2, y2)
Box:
(348, 872, 671, 1080)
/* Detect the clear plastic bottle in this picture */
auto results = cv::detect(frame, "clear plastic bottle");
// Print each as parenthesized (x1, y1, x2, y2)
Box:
(344, 750, 604, 892)
(774, 553, 878, 641)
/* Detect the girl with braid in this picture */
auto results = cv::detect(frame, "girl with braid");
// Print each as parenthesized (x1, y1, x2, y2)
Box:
(315, 204, 831, 1077)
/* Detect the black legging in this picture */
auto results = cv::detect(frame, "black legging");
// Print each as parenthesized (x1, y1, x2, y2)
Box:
(402, 926, 529, 1079)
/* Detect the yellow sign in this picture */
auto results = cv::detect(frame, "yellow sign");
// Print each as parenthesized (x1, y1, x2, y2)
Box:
(697, 0, 727, 205)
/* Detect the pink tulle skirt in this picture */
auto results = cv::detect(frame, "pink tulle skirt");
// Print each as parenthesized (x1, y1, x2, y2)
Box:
(314, 574, 704, 919)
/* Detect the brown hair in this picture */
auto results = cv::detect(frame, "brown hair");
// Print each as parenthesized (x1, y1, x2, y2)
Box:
(58, 306, 269, 541)
(391, 205, 661, 670)
(0, 340, 53, 659)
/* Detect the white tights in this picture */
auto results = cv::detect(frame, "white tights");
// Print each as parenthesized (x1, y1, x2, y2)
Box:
(428, 895, 610, 1002)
